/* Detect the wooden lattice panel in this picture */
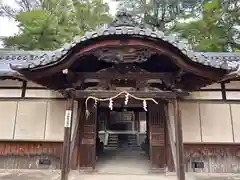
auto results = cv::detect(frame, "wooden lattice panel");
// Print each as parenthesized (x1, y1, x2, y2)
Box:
(79, 108, 97, 169)
(148, 103, 167, 169)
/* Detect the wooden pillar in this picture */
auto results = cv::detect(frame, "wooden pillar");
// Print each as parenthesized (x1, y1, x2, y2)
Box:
(61, 89, 75, 180)
(164, 103, 177, 172)
(174, 99, 185, 180)
(70, 101, 84, 169)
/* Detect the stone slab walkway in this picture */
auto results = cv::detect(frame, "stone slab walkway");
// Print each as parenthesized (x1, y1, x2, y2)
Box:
(1, 170, 240, 180)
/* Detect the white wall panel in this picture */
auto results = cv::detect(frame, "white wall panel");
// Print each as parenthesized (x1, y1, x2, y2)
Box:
(200, 103, 233, 143)
(44, 100, 66, 141)
(25, 89, 64, 98)
(226, 92, 240, 100)
(0, 80, 22, 87)
(186, 91, 222, 100)
(0, 101, 17, 139)
(181, 102, 201, 142)
(0, 89, 22, 97)
(14, 101, 47, 140)
(225, 81, 240, 89)
(201, 83, 221, 89)
(26, 81, 44, 88)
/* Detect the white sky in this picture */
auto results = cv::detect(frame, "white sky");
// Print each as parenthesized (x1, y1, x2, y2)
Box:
(0, 0, 118, 47)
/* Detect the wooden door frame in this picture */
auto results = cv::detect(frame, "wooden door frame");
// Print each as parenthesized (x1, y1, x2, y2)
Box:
(78, 102, 98, 170)
(148, 102, 168, 170)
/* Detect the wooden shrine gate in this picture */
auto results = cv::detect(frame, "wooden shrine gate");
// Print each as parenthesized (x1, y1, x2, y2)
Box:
(76, 102, 169, 170)
(148, 103, 167, 170)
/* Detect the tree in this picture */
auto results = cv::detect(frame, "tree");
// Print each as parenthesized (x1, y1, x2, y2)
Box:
(1, 0, 112, 50)
(172, 0, 240, 52)
(115, 0, 200, 31)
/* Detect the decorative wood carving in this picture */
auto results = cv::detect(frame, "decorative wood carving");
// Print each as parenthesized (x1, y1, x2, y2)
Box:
(73, 71, 175, 91)
(136, 80, 147, 90)
(93, 47, 155, 63)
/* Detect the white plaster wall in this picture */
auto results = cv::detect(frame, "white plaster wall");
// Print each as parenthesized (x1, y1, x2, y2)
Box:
(180, 102, 201, 142)
(226, 92, 240, 100)
(0, 89, 22, 97)
(0, 80, 22, 97)
(44, 100, 66, 141)
(25, 89, 64, 98)
(26, 81, 43, 88)
(0, 80, 22, 87)
(14, 101, 47, 140)
(225, 81, 240, 89)
(45, 100, 78, 141)
(0, 99, 79, 141)
(186, 91, 222, 100)
(0, 97, 237, 143)
(0, 101, 17, 139)
(201, 83, 221, 89)
(200, 103, 233, 143)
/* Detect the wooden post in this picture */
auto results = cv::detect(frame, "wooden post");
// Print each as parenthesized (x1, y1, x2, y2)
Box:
(70, 101, 84, 169)
(174, 98, 185, 180)
(61, 89, 75, 180)
(164, 104, 177, 172)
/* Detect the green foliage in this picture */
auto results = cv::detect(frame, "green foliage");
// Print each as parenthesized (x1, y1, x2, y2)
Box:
(115, 0, 239, 52)
(115, 0, 200, 31)
(1, 0, 239, 52)
(1, 0, 112, 50)
(172, 0, 240, 52)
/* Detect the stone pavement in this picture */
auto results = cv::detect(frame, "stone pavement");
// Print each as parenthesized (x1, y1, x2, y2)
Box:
(1, 170, 240, 180)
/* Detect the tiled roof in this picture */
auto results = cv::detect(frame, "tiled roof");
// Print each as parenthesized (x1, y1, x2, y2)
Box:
(0, 50, 43, 78)
(0, 11, 240, 77)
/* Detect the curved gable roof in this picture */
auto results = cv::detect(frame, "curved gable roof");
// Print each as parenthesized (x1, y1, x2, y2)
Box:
(0, 11, 240, 80)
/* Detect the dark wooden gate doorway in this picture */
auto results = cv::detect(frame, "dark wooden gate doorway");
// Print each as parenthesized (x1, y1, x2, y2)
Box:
(77, 100, 169, 173)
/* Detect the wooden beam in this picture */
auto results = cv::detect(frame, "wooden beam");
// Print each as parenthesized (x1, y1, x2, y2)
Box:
(76, 71, 177, 89)
(75, 90, 189, 99)
(61, 91, 74, 180)
(221, 83, 226, 100)
(76, 72, 173, 81)
(174, 99, 185, 180)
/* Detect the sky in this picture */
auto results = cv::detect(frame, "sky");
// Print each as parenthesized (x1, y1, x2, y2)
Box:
(0, 0, 19, 37)
(0, 0, 118, 47)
